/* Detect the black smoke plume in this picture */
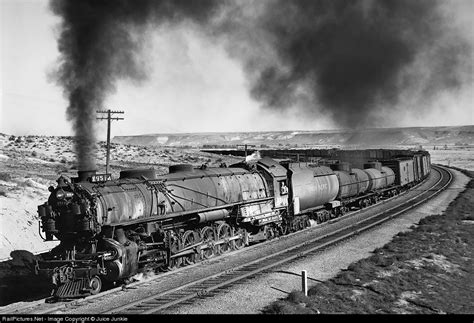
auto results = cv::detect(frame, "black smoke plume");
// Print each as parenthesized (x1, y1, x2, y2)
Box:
(50, 0, 220, 170)
(243, 0, 471, 128)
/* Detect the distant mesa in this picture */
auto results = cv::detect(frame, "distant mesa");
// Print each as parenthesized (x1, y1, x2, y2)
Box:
(112, 125, 474, 149)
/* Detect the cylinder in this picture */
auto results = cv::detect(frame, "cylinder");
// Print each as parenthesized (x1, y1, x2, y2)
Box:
(198, 209, 229, 223)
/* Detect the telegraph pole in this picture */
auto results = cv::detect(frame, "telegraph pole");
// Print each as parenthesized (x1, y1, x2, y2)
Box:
(96, 110, 124, 174)
(237, 144, 256, 158)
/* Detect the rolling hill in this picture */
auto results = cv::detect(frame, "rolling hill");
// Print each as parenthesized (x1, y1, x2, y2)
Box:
(112, 125, 474, 149)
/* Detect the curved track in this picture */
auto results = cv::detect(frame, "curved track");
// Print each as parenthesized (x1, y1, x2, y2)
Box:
(1, 165, 453, 315)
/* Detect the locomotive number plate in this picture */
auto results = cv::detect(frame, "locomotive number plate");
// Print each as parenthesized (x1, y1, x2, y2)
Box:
(91, 174, 112, 183)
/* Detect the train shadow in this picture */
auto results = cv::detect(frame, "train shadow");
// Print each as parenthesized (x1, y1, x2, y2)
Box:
(0, 250, 52, 307)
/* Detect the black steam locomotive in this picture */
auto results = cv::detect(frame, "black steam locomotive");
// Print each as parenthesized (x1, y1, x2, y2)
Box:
(36, 150, 431, 299)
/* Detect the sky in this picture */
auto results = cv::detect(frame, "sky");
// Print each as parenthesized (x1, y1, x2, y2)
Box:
(1, 0, 473, 138)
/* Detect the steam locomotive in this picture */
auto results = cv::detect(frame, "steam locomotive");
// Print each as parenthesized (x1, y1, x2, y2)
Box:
(36, 151, 431, 299)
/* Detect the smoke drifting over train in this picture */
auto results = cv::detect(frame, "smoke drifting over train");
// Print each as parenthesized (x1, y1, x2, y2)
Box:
(49, 0, 471, 168)
(239, 0, 471, 128)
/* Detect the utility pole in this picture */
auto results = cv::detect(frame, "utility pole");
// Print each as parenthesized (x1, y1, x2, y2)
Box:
(96, 109, 124, 174)
(237, 144, 256, 158)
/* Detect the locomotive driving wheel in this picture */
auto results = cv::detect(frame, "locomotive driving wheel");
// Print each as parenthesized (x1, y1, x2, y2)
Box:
(168, 257, 182, 270)
(200, 226, 216, 259)
(232, 228, 246, 250)
(279, 222, 289, 235)
(182, 230, 199, 265)
(216, 223, 232, 254)
(168, 235, 182, 270)
(291, 220, 299, 232)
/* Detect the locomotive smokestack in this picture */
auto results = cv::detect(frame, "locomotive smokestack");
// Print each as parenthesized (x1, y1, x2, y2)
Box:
(77, 170, 97, 183)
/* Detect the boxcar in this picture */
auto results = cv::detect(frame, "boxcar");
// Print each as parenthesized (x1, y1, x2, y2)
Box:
(412, 154, 422, 182)
(382, 159, 415, 187)
(421, 154, 430, 178)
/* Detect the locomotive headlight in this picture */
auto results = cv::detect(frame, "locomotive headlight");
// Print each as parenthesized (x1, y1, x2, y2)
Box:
(56, 189, 65, 200)
(55, 190, 74, 200)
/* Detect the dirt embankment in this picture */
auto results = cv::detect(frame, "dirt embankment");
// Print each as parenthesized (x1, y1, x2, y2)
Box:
(264, 170, 474, 314)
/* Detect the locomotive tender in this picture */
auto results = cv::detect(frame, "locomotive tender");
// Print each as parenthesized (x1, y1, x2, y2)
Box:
(36, 151, 431, 299)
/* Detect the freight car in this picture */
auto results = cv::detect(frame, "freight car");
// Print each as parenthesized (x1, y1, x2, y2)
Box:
(36, 152, 430, 300)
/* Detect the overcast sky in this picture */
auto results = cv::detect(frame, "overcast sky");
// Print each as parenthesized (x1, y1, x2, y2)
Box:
(1, 0, 473, 138)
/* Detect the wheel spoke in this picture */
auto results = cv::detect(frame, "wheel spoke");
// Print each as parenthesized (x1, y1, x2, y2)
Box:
(182, 230, 198, 265)
(233, 228, 246, 250)
(200, 226, 215, 259)
(217, 223, 232, 254)
(167, 235, 182, 270)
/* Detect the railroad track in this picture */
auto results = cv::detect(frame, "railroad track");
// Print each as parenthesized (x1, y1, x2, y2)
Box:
(1, 165, 453, 315)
